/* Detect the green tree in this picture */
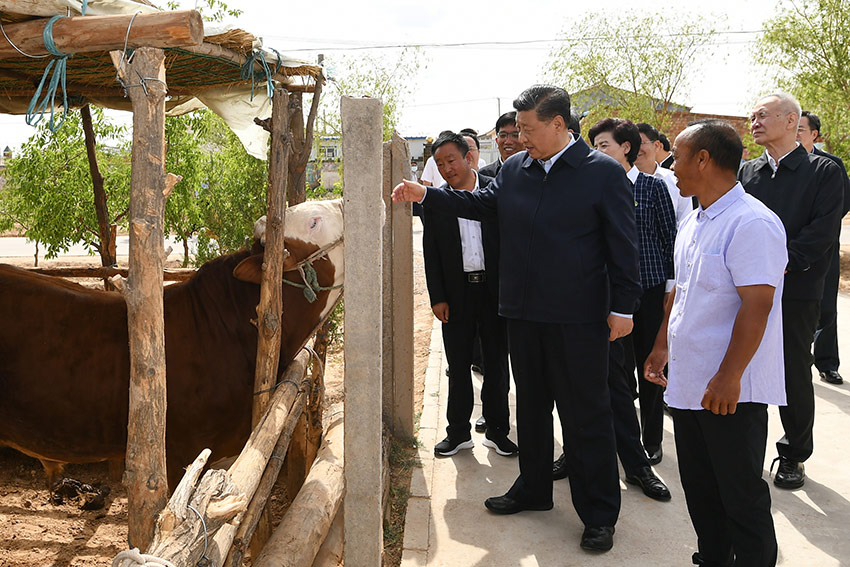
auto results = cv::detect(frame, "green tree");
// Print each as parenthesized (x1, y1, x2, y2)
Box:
(192, 111, 269, 265)
(0, 108, 131, 262)
(164, 112, 207, 266)
(320, 47, 425, 142)
(544, 12, 717, 132)
(757, 0, 850, 158)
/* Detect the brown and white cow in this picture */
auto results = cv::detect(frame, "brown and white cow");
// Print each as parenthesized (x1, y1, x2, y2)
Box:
(0, 198, 343, 490)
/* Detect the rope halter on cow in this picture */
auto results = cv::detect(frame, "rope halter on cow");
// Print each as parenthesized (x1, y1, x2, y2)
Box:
(283, 237, 344, 303)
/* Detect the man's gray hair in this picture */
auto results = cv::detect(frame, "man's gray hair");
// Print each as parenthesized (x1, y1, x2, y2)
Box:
(761, 91, 802, 118)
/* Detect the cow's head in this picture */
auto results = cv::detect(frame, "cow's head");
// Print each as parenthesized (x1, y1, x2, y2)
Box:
(232, 199, 344, 326)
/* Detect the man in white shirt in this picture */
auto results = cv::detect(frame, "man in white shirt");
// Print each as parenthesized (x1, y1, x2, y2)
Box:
(422, 132, 516, 459)
(645, 119, 787, 567)
(636, 122, 694, 225)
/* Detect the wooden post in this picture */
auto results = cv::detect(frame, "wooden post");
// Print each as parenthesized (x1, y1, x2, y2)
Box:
(0, 10, 203, 59)
(112, 46, 169, 550)
(341, 96, 384, 567)
(381, 133, 414, 438)
(253, 88, 291, 428)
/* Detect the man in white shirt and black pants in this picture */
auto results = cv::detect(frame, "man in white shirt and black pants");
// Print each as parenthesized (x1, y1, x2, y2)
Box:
(646, 119, 788, 567)
(422, 132, 517, 458)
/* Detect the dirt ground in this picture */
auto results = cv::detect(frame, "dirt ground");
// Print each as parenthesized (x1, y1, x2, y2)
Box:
(0, 246, 433, 567)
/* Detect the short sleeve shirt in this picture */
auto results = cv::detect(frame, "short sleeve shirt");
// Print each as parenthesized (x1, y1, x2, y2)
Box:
(666, 183, 788, 409)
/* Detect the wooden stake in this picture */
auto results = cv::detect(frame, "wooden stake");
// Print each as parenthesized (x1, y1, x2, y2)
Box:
(253, 88, 291, 428)
(114, 46, 169, 551)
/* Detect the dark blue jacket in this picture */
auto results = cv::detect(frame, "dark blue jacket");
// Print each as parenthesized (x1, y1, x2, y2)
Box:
(423, 136, 641, 324)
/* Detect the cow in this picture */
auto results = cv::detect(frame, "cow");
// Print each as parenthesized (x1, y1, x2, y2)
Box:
(0, 198, 344, 490)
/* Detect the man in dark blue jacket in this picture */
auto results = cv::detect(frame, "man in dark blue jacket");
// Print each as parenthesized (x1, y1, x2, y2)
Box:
(392, 85, 641, 553)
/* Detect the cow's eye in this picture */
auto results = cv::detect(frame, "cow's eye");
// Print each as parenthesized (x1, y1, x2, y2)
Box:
(310, 217, 320, 230)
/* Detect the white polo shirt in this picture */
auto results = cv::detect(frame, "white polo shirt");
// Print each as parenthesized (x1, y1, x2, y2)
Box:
(666, 183, 788, 410)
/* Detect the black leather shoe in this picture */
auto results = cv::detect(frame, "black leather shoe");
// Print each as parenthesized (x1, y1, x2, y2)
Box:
(646, 445, 663, 465)
(820, 370, 844, 385)
(475, 416, 487, 433)
(580, 526, 614, 552)
(772, 456, 805, 489)
(625, 466, 671, 501)
(553, 453, 568, 480)
(471, 364, 484, 374)
(484, 494, 553, 515)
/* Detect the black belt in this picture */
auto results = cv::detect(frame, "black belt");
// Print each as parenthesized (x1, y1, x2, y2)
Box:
(466, 271, 486, 283)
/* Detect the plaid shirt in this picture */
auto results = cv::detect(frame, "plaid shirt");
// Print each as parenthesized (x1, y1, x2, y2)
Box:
(628, 167, 677, 290)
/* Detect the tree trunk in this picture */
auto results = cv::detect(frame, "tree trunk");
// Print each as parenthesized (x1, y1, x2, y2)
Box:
(288, 80, 323, 207)
(80, 104, 118, 271)
(112, 46, 169, 551)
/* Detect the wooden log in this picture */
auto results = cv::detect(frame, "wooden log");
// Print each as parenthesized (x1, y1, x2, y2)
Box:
(22, 266, 196, 281)
(253, 88, 291, 428)
(206, 350, 311, 565)
(0, 10, 203, 59)
(0, 1, 156, 18)
(224, 387, 308, 567)
(311, 502, 344, 567)
(253, 413, 345, 567)
(116, 46, 169, 551)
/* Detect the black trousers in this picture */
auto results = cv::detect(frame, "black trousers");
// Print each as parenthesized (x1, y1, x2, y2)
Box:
(777, 298, 820, 462)
(442, 280, 509, 438)
(672, 404, 777, 567)
(506, 319, 620, 528)
(632, 283, 667, 451)
(814, 244, 840, 373)
(609, 338, 651, 474)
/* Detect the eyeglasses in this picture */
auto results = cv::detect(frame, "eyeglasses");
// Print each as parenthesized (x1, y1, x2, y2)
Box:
(498, 131, 520, 140)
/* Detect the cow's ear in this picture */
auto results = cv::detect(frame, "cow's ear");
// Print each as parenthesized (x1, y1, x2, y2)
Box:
(233, 254, 264, 284)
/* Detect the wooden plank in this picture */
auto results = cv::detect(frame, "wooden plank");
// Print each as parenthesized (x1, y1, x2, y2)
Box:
(114, 46, 169, 550)
(253, 88, 290, 428)
(0, 10, 203, 59)
(22, 266, 196, 281)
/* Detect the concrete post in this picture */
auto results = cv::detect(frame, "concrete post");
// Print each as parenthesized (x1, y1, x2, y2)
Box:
(342, 96, 384, 566)
(390, 133, 414, 437)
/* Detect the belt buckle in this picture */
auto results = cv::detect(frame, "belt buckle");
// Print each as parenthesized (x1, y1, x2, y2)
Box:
(467, 271, 485, 283)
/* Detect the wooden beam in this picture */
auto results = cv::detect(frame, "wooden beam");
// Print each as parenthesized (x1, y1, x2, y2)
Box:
(22, 266, 196, 281)
(252, 88, 290, 428)
(0, 10, 203, 59)
(114, 46, 169, 551)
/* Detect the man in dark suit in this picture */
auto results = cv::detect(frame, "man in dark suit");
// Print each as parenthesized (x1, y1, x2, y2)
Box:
(479, 112, 520, 178)
(797, 111, 850, 386)
(393, 85, 641, 553)
(739, 93, 844, 489)
(423, 132, 516, 458)
(657, 133, 674, 169)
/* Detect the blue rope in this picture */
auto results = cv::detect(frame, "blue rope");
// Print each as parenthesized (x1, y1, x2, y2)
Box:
(26, 16, 71, 131)
(25, 1, 87, 131)
(240, 48, 282, 100)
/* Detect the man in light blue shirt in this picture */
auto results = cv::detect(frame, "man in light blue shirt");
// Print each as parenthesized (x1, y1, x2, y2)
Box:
(645, 119, 787, 567)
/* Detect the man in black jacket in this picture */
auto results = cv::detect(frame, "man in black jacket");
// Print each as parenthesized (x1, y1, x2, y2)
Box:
(739, 93, 844, 489)
(479, 112, 520, 178)
(423, 132, 515, 458)
(796, 111, 850, 386)
(393, 85, 641, 553)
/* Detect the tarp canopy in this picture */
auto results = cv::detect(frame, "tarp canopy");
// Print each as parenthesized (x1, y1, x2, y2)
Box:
(0, 0, 322, 158)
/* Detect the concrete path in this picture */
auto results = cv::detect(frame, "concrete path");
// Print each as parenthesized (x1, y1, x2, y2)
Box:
(401, 294, 850, 566)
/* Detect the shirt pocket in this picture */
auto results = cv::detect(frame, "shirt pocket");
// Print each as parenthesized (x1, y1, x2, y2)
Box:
(695, 253, 730, 292)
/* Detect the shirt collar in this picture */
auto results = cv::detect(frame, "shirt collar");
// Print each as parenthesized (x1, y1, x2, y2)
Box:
(626, 165, 640, 184)
(764, 142, 800, 172)
(701, 182, 745, 220)
(537, 133, 576, 172)
(446, 170, 480, 191)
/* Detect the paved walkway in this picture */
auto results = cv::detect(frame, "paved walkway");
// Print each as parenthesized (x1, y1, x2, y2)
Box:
(401, 294, 850, 566)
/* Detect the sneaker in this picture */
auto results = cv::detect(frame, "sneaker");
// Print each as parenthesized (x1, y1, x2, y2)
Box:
(434, 436, 474, 457)
(771, 456, 805, 489)
(482, 432, 519, 456)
